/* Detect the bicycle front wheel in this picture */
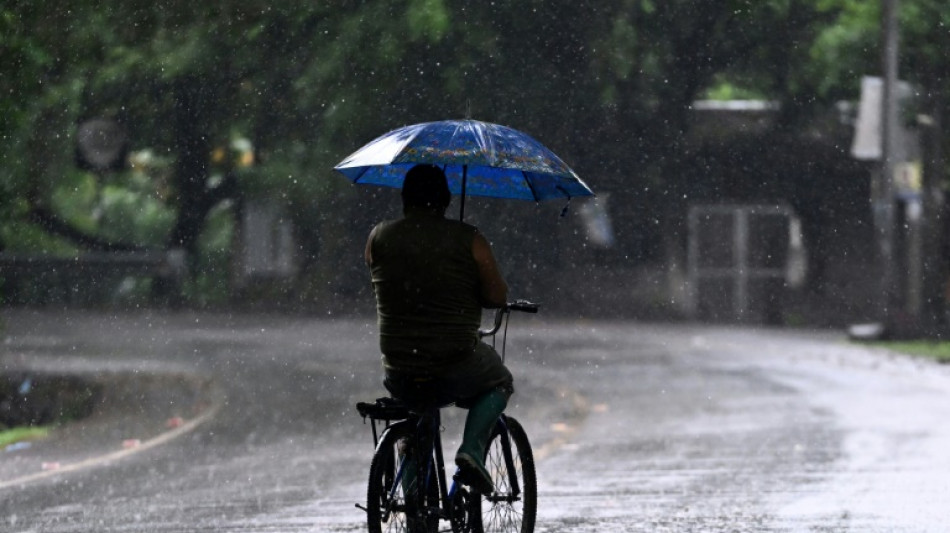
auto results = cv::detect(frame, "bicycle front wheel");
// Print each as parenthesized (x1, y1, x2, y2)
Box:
(471, 415, 537, 533)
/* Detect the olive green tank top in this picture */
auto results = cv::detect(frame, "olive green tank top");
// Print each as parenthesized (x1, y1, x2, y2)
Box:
(370, 212, 482, 373)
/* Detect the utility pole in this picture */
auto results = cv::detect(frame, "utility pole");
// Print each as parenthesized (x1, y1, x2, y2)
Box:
(920, 95, 945, 332)
(879, 0, 900, 326)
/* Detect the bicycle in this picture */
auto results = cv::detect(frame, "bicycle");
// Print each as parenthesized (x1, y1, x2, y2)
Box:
(356, 301, 539, 533)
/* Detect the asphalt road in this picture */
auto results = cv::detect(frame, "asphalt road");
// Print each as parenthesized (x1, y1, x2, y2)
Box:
(2, 309, 949, 532)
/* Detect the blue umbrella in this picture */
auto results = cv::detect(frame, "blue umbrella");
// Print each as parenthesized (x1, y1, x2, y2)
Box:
(333, 119, 593, 219)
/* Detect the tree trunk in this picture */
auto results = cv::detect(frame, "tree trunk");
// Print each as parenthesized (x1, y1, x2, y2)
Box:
(155, 77, 239, 305)
(167, 77, 213, 256)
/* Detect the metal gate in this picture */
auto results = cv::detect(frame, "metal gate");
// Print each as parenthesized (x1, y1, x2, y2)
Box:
(687, 205, 794, 322)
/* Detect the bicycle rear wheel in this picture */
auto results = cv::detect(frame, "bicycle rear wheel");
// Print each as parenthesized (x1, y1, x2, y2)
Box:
(470, 415, 537, 533)
(367, 423, 413, 533)
(367, 423, 439, 533)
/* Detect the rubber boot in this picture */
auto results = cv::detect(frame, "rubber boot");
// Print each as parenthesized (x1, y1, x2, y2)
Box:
(455, 388, 508, 494)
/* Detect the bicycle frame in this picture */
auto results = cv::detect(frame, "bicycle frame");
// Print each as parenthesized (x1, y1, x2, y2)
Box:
(366, 407, 456, 528)
(360, 300, 540, 532)
(410, 408, 452, 523)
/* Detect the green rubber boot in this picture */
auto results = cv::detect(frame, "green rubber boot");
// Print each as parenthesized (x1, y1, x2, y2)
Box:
(455, 388, 508, 494)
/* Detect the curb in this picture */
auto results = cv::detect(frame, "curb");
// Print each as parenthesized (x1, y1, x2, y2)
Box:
(0, 373, 225, 490)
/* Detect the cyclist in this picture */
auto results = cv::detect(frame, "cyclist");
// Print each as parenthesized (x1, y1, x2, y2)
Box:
(364, 163, 513, 494)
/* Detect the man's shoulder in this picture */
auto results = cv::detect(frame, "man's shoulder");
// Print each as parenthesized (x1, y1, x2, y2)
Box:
(404, 214, 479, 233)
(443, 218, 479, 232)
(379, 215, 479, 239)
(372, 219, 400, 232)
(441, 219, 481, 242)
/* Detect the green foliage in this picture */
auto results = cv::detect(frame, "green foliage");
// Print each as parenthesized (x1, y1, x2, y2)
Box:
(803, 1, 879, 99)
(98, 184, 176, 246)
(864, 340, 950, 364)
(0, 426, 49, 448)
(407, 0, 450, 42)
(186, 202, 235, 307)
(704, 76, 769, 101)
(0, 221, 75, 255)
(802, 0, 950, 100)
(50, 172, 99, 235)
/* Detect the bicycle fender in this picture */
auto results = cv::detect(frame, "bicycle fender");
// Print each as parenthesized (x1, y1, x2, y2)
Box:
(375, 419, 414, 452)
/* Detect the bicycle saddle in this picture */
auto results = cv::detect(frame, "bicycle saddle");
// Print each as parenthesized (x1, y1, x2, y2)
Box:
(356, 394, 455, 421)
(356, 397, 411, 421)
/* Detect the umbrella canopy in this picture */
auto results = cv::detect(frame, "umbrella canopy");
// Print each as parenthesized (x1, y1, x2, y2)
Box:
(333, 120, 593, 217)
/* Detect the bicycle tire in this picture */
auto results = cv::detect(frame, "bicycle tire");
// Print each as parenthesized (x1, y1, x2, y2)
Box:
(469, 415, 537, 533)
(367, 423, 413, 533)
(367, 422, 439, 533)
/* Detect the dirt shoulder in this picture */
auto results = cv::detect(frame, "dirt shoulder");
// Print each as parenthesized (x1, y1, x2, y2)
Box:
(0, 365, 220, 488)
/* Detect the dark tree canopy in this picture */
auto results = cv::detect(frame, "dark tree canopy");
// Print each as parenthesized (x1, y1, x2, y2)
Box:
(2, 1, 948, 310)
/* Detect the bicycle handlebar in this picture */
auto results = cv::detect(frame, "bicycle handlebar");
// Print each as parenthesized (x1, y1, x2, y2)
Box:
(507, 300, 540, 314)
(479, 300, 539, 338)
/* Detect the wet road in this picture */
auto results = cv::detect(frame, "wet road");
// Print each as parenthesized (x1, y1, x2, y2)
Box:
(2, 310, 949, 532)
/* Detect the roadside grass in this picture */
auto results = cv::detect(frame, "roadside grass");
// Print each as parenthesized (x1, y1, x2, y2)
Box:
(871, 340, 950, 364)
(0, 426, 49, 448)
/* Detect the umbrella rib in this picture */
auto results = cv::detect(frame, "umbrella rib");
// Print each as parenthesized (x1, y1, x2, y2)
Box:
(483, 122, 497, 166)
(348, 167, 369, 184)
(521, 171, 539, 201)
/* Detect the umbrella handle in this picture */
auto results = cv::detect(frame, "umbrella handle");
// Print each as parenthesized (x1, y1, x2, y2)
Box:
(459, 164, 468, 221)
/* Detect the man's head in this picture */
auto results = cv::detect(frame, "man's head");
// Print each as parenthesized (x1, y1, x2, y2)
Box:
(402, 164, 451, 212)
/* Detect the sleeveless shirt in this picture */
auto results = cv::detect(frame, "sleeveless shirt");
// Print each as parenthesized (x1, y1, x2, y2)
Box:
(370, 212, 482, 374)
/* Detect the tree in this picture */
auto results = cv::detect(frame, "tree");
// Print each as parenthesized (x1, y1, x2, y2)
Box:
(797, 0, 950, 329)
(4, 0, 945, 315)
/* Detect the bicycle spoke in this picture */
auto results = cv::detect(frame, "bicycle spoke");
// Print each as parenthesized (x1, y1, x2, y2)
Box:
(369, 427, 420, 533)
(474, 416, 536, 533)
(365, 415, 535, 532)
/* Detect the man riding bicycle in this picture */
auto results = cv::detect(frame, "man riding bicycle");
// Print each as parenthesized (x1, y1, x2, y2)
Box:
(364, 163, 513, 494)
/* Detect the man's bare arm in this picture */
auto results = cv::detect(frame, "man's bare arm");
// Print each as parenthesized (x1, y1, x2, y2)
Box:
(472, 232, 508, 308)
(364, 226, 377, 266)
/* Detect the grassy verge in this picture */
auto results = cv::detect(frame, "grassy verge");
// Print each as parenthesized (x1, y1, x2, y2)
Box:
(0, 426, 49, 448)
(870, 340, 950, 364)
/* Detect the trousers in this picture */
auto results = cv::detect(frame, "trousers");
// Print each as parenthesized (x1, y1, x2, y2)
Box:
(383, 341, 514, 408)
